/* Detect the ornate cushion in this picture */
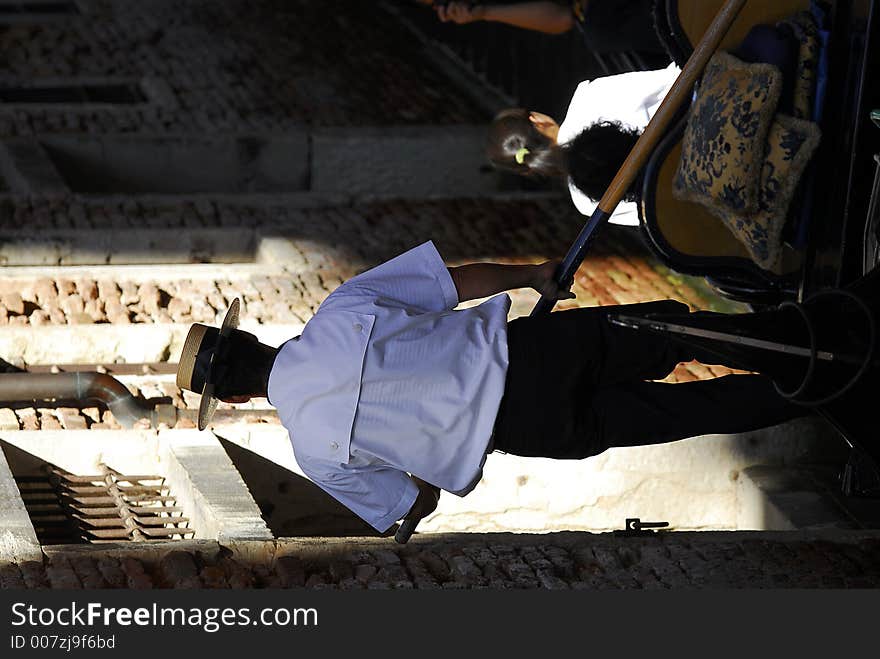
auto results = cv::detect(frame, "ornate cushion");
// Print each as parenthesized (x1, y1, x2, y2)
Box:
(778, 11, 820, 120)
(714, 114, 821, 270)
(673, 51, 782, 214)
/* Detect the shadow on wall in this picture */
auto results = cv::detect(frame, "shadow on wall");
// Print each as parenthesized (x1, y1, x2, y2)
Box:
(2, 441, 92, 545)
(0, 195, 592, 267)
(216, 436, 382, 538)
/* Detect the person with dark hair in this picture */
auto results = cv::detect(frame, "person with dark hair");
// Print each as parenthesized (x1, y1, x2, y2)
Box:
(420, 1, 667, 57)
(487, 63, 679, 226)
(176, 241, 806, 533)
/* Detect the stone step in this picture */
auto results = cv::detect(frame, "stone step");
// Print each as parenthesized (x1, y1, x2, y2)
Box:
(736, 464, 880, 530)
(0, 322, 302, 365)
(1, 126, 506, 200)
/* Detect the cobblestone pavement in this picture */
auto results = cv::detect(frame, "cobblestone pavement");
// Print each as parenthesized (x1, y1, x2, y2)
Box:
(4, 532, 880, 589)
(0, 0, 484, 138)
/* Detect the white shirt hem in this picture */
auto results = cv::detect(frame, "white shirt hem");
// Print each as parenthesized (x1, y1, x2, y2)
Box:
(373, 478, 420, 533)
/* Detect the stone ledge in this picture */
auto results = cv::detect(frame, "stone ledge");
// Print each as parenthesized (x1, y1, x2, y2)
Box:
(6, 530, 880, 589)
(0, 445, 41, 563)
(736, 465, 867, 531)
(160, 430, 272, 542)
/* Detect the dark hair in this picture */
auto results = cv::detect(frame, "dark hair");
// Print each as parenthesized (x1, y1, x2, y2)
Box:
(213, 329, 275, 399)
(486, 108, 566, 179)
(562, 120, 642, 203)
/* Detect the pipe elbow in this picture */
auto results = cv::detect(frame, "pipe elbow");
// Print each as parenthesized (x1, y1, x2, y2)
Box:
(76, 372, 150, 429)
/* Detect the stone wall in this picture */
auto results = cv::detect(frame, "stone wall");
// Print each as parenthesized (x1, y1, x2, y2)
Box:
(0, 0, 485, 138)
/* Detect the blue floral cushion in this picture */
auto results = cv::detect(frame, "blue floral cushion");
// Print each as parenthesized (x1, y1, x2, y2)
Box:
(673, 51, 782, 214)
(778, 11, 820, 120)
(714, 114, 821, 270)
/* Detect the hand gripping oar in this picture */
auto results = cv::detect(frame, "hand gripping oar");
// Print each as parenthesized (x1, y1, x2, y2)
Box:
(531, 0, 748, 316)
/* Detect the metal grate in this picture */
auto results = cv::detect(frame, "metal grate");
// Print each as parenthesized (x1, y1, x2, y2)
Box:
(17, 465, 193, 544)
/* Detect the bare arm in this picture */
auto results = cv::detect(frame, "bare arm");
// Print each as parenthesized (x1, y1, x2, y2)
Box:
(436, 2, 575, 34)
(448, 260, 575, 303)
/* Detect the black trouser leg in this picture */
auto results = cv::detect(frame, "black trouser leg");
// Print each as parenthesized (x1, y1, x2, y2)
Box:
(585, 374, 809, 456)
(509, 300, 695, 388)
(492, 304, 809, 459)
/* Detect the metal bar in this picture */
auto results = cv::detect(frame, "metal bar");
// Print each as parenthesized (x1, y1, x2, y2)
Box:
(609, 314, 866, 364)
(134, 516, 190, 527)
(74, 517, 127, 528)
(0, 372, 149, 428)
(61, 485, 169, 494)
(86, 528, 134, 539)
(26, 363, 178, 376)
(65, 494, 177, 505)
(121, 494, 177, 503)
(53, 472, 164, 483)
(71, 505, 183, 515)
(140, 527, 195, 537)
(63, 496, 117, 505)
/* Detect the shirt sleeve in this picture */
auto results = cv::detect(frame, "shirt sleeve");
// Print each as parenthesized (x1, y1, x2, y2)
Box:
(302, 462, 420, 533)
(325, 241, 459, 313)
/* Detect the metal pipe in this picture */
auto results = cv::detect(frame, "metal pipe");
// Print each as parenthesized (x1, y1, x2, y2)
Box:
(0, 372, 149, 429)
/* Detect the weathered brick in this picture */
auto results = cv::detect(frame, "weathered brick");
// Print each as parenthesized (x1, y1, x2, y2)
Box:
(275, 555, 306, 588)
(46, 558, 82, 589)
(57, 407, 88, 430)
(15, 407, 39, 431)
(120, 557, 152, 590)
(1, 292, 25, 315)
(0, 407, 20, 430)
(159, 551, 201, 587)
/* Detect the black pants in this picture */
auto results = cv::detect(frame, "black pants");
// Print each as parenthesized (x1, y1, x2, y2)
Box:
(491, 301, 809, 459)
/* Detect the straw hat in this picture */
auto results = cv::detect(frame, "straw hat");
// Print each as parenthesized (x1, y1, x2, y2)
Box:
(176, 298, 240, 431)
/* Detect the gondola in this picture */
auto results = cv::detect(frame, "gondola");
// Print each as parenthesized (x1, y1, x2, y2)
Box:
(399, 0, 880, 543)
(618, 0, 880, 496)
(641, 0, 880, 305)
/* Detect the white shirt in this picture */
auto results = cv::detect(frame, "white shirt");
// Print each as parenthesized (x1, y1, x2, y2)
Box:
(557, 63, 681, 226)
(267, 241, 511, 532)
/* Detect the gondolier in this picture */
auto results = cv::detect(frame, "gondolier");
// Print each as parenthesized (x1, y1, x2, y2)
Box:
(175, 241, 807, 534)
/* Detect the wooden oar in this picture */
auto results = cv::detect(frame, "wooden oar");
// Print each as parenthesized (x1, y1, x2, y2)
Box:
(531, 0, 749, 315)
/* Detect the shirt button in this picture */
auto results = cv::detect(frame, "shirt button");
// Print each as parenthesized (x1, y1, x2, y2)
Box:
(353, 323, 363, 332)
(330, 441, 339, 451)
